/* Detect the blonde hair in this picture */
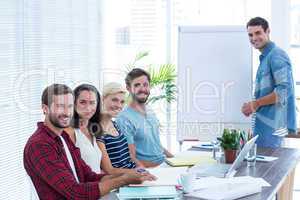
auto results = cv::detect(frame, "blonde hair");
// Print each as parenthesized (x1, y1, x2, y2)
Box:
(102, 82, 126, 97)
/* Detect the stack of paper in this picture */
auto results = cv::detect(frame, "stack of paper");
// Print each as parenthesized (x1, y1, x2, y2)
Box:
(185, 176, 270, 200)
(186, 183, 261, 200)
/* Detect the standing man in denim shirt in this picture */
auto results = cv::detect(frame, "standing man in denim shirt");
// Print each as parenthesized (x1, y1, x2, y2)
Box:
(241, 17, 297, 148)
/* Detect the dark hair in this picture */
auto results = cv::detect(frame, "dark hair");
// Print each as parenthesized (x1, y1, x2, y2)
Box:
(42, 84, 73, 106)
(125, 68, 151, 87)
(72, 84, 102, 137)
(246, 17, 269, 32)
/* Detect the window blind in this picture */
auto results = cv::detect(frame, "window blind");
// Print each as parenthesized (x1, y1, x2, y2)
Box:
(0, 0, 103, 199)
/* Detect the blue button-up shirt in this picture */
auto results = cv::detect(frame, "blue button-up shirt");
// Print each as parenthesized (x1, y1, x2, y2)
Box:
(254, 41, 297, 148)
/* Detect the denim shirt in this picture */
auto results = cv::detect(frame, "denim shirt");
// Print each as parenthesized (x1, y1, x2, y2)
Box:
(254, 41, 297, 148)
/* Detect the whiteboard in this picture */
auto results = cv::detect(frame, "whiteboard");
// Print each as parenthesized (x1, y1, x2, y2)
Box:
(177, 26, 252, 141)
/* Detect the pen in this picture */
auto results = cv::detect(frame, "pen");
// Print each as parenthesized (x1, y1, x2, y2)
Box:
(256, 156, 265, 159)
(136, 168, 147, 173)
(201, 144, 213, 146)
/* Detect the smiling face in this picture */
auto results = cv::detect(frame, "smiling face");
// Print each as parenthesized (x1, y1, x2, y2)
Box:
(75, 90, 97, 121)
(247, 25, 270, 51)
(102, 92, 125, 118)
(43, 93, 74, 128)
(127, 75, 150, 104)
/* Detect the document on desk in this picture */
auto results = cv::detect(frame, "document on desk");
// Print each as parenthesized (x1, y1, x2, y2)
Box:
(186, 183, 261, 200)
(185, 176, 270, 200)
(130, 167, 188, 186)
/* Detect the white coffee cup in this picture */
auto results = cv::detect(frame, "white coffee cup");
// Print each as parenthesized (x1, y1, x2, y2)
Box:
(179, 172, 195, 193)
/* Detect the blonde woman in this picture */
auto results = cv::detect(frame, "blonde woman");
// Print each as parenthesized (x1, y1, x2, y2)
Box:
(97, 82, 145, 170)
(66, 84, 152, 178)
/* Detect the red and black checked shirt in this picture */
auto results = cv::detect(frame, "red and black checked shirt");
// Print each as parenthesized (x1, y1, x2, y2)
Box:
(23, 122, 105, 200)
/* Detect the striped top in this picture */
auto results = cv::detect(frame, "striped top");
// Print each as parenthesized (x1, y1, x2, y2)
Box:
(96, 121, 136, 169)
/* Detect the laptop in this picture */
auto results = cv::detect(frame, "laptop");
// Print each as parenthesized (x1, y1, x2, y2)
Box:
(190, 135, 258, 178)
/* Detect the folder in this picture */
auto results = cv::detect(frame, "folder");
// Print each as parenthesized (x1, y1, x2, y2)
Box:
(118, 186, 178, 199)
(166, 155, 216, 167)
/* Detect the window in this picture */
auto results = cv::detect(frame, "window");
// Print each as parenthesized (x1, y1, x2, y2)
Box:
(0, 0, 102, 199)
(290, 0, 300, 130)
(290, 0, 300, 97)
(100, 0, 167, 85)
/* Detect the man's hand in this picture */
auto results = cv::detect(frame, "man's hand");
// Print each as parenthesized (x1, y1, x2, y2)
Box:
(241, 101, 259, 117)
(121, 172, 152, 185)
(98, 172, 149, 196)
(135, 167, 157, 181)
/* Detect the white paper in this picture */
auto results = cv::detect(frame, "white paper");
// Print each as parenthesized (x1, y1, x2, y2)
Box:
(130, 167, 188, 186)
(185, 176, 270, 200)
(192, 176, 270, 190)
(186, 182, 261, 200)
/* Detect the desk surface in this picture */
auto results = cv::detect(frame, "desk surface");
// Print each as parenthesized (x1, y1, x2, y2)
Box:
(103, 147, 300, 200)
(187, 147, 300, 200)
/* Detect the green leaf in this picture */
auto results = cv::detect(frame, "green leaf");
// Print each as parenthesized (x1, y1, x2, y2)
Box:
(124, 51, 177, 105)
(219, 129, 241, 150)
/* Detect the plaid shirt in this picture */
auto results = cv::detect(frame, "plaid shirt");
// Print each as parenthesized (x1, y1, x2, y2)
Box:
(24, 122, 105, 200)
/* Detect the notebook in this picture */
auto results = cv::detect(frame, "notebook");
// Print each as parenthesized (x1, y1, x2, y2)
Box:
(166, 150, 216, 167)
(166, 156, 216, 167)
(130, 167, 187, 186)
(118, 186, 178, 199)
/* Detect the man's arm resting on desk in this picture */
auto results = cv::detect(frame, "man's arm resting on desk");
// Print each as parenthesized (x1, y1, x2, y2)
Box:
(128, 144, 163, 168)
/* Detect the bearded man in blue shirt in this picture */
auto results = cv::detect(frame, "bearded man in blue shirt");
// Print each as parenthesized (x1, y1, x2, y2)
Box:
(241, 17, 297, 148)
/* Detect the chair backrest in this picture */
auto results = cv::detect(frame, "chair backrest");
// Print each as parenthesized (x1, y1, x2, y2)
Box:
(27, 175, 39, 200)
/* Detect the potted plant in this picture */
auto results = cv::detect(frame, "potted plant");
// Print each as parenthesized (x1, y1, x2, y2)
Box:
(217, 129, 241, 163)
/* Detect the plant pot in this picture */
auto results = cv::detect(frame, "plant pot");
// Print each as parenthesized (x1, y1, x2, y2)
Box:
(224, 149, 237, 164)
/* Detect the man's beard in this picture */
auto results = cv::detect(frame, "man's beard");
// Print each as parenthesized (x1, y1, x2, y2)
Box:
(132, 92, 149, 104)
(48, 113, 70, 128)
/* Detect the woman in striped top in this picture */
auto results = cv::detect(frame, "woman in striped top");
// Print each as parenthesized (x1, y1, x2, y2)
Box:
(97, 82, 145, 169)
(66, 84, 151, 177)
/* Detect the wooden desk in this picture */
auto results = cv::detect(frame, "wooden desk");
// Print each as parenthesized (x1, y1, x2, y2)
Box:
(187, 147, 300, 200)
(103, 148, 300, 200)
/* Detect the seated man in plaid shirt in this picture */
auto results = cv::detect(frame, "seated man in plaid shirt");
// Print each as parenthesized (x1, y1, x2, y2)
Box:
(24, 84, 152, 200)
